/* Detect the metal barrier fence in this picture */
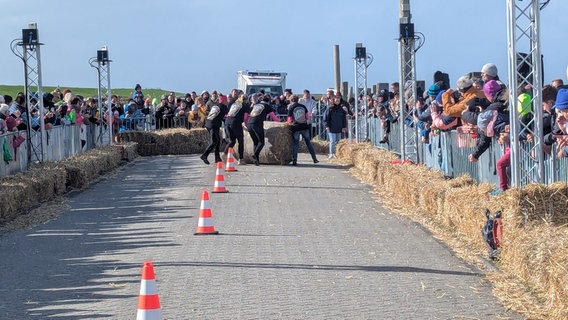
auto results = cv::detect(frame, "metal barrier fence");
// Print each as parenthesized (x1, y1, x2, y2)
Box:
(366, 118, 568, 186)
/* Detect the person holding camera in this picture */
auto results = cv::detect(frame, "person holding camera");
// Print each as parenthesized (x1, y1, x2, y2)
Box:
(441, 75, 486, 121)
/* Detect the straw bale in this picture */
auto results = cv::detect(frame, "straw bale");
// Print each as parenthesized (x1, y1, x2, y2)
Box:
(299, 138, 328, 154)
(117, 128, 209, 156)
(500, 223, 568, 319)
(113, 142, 139, 162)
(0, 163, 66, 223)
(512, 183, 568, 225)
(243, 122, 293, 165)
(60, 146, 122, 189)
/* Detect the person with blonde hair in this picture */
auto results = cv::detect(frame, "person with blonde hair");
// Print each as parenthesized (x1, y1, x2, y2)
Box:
(188, 97, 206, 128)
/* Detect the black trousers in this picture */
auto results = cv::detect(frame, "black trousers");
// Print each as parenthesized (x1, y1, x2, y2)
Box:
(202, 127, 222, 162)
(224, 125, 244, 159)
(248, 124, 265, 159)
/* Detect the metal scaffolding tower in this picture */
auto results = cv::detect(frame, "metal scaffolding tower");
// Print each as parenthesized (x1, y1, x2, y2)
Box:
(354, 43, 370, 142)
(398, 0, 419, 162)
(506, 0, 545, 187)
(11, 23, 47, 162)
(89, 46, 113, 146)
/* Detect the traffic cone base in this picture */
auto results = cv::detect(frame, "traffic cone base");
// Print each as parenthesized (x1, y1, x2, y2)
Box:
(212, 161, 228, 193)
(195, 190, 219, 235)
(225, 147, 237, 172)
(137, 261, 162, 320)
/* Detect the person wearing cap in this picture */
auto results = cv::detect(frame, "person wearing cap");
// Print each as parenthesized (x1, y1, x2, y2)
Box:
(287, 94, 319, 165)
(224, 93, 251, 165)
(200, 95, 229, 165)
(441, 75, 486, 119)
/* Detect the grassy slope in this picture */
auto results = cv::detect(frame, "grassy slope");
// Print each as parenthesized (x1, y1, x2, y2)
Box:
(0, 85, 182, 102)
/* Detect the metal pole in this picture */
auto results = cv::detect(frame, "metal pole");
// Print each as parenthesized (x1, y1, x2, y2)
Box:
(333, 45, 341, 93)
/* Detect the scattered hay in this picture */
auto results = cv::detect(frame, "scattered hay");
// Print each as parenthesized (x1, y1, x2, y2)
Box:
(337, 141, 568, 319)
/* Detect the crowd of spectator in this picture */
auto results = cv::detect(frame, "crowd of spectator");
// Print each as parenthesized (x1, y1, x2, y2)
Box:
(3, 64, 568, 191)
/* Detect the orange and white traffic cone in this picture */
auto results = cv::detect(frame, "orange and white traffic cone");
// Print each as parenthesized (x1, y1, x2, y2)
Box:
(212, 161, 228, 193)
(194, 190, 219, 235)
(136, 261, 162, 320)
(225, 147, 237, 172)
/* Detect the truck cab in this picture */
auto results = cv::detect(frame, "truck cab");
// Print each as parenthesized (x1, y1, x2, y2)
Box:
(237, 70, 287, 97)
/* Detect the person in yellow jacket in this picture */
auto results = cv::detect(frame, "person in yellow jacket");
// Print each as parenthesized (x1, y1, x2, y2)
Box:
(441, 75, 487, 118)
(188, 96, 207, 128)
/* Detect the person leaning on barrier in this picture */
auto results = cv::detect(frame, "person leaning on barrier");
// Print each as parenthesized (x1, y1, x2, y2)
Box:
(544, 88, 568, 158)
(441, 75, 486, 120)
(468, 80, 510, 163)
(526, 85, 558, 155)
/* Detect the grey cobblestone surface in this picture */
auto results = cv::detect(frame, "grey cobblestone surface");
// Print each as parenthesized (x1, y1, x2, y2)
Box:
(0, 154, 521, 319)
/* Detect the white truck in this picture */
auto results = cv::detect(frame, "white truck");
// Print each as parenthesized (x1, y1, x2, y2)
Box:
(237, 70, 287, 97)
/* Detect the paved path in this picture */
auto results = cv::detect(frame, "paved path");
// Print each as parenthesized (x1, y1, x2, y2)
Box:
(0, 154, 520, 319)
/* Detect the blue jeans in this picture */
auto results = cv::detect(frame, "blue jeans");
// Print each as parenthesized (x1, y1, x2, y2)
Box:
(293, 129, 317, 161)
(328, 132, 341, 155)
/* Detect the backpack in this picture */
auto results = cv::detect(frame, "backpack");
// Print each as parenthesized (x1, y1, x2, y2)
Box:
(481, 209, 503, 260)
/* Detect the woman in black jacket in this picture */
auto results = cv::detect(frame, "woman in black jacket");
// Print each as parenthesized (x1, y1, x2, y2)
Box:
(324, 95, 347, 158)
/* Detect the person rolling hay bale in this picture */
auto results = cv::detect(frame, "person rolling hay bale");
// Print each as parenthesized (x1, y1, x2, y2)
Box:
(243, 121, 293, 165)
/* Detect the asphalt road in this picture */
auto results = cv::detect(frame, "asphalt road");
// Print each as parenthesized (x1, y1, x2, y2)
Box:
(0, 154, 520, 319)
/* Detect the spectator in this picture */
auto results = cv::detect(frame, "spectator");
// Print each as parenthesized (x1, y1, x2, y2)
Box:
(174, 100, 190, 129)
(224, 93, 250, 164)
(468, 80, 510, 162)
(441, 75, 486, 119)
(0, 104, 10, 134)
(132, 84, 144, 100)
(287, 94, 319, 165)
(494, 126, 511, 194)
(552, 79, 564, 89)
(200, 94, 228, 165)
(299, 89, 318, 137)
(481, 63, 506, 89)
(324, 95, 347, 158)
(188, 97, 206, 128)
(430, 90, 459, 132)
(544, 88, 568, 158)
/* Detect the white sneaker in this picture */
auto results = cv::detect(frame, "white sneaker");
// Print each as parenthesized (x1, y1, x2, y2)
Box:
(328, 154, 333, 159)
(332, 154, 337, 158)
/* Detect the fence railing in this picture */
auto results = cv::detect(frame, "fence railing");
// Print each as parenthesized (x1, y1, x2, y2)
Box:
(365, 117, 568, 186)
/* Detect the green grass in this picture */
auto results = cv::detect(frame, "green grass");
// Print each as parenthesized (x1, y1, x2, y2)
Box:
(0, 85, 182, 102)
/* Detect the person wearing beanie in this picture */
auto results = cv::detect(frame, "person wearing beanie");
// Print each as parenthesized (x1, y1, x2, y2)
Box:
(441, 75, 486, 118)
(468, 80, 510, 163)
(427, 84, 441, 97)
(543, 88, 568, 158)
(481, 63, 507, 90)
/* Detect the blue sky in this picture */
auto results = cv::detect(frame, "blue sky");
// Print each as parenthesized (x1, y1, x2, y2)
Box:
(1, 0, 567, 95)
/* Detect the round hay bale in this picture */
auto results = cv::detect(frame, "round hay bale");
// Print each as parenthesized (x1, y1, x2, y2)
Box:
(243, 121, 293, 165)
